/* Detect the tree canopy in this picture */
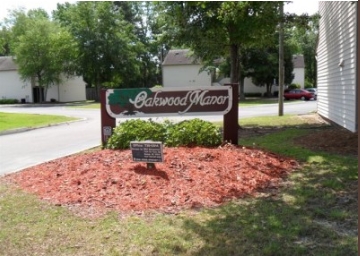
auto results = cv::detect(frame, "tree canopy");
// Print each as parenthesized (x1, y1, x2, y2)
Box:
(153, 1, 281, 99)
(286, 14, 319, 87)
(0, 1, 319, 102)
(8, 9, 77, 102)
(53, 1, 146, 100)
(158, 2, 280, 72)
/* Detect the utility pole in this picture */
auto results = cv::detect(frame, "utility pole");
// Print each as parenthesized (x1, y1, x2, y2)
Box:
(278, 2, 284, 116)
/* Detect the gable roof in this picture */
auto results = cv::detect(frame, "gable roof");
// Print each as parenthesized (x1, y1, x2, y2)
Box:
(163, 50, 305, 69)
(162, 49, 200, 66)
(0, 56, 17, 71)
(292, 55, 305, 68)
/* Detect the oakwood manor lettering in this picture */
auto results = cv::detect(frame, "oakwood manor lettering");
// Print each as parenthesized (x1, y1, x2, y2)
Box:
(129, 90, 229, 114)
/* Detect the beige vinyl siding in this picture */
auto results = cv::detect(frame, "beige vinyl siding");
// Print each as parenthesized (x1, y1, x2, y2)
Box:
(0, 70, 33, 102)
(163, 65, 211, 87)
(0, 57, 86, 103)
(317, 1, 357, 132)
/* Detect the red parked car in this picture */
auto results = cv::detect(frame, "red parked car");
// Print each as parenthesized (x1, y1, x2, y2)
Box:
(284, 89, 315, 101)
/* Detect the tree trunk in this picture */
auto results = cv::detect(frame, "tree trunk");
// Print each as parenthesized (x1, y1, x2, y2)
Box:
(37, 74, 44, 103)
(230, 43, 243, 102)
(239, 76, 245, 101)
(44, 86, 48, 102)
(94, 72, 101, 102)
(95, 84, 101, 102)
(266, 83, 272, 97)
(238, 52, 245, 101)
(229, 44, 239, 84)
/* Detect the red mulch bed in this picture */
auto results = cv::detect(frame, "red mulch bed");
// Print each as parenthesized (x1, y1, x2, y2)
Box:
(2, 144, 298, 216)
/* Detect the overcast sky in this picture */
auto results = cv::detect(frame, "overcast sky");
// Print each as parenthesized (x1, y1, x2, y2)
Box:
(284, 1, 319, 15)
(0, 0, 74, 21)
(0, 1, 320, 21)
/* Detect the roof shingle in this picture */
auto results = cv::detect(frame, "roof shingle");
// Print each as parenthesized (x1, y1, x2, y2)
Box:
(162, 49, 200, 66)
(0, 56, 18, 71)
(292, 55, 305, 68)
(163, 50, 305, 69)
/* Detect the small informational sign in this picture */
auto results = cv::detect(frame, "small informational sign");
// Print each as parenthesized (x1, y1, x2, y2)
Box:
(130, 141, 164, 163)
(103, 126, 112, 136)
(102, 126, 113, 142)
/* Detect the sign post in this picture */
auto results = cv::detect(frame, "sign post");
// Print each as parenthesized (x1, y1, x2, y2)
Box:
(223, 83, 239, 144)
(100, 89, 116, 146)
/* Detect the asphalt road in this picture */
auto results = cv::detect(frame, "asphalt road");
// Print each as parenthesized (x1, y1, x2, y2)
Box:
(0, 101, 317, 175)
(0, 106, 101, 175)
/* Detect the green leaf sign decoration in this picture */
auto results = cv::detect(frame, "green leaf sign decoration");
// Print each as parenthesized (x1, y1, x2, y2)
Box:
(105, 86, 232, 118)
(108, 88, 151, 106)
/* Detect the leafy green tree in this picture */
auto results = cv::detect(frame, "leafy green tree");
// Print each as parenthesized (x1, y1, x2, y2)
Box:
(8, 8, 50, 43)
(154, 1, 281, 99)
(54, 1, 144, 101)
(10, 10, 77, 102)
(286, 14, 319, 87)
(144, 2, 175, 85)
(0, 8, 31, 56)
(0, 25, 11, 56)
(245, 44, 294, 96)
(122, 1, 162, 87)
(244, 48, 278, 96)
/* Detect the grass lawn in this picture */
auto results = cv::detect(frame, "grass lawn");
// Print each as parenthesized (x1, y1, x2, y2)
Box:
(240, 97, 279, 105)
(67, 100, 100, 109)
(72, 103, 100, 109)
(212, 114, 320, 128)
(0, 116, 357, 255)
(239, 98, 306, 107)
(0, 112, 79, 132)
(239, 114, 320, 127)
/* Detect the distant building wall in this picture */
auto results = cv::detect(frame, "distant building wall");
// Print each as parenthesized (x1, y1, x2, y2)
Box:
(58, 76, 86, 102)
(292, 55, 305, 88)
(0, 70, 32, 102)
(162, 49, 305, 95)
(292, 67, 305, 88)
(44, 76, 86, 102)
(163, 65, 211, 87)
(0, 57, 86, 103)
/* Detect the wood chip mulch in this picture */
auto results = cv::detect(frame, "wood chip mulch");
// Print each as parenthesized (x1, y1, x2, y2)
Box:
(2, 144, 298, 216)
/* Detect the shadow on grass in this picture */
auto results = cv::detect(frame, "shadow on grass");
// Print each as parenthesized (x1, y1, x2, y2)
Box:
(171, 129, 358, 255)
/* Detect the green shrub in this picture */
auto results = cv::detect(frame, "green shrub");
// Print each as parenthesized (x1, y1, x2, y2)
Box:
(0, 99, 19, 104)
(165, 118, 222, 147)
(288, 83, 301, 90)
(304, 80, 313, 88)
(106, 119, 166, 149)
(106, 118, 222, 149)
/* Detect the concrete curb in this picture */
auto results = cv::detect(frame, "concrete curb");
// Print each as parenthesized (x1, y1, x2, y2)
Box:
(0, 102, 96, 108)
(0, 118, 87, 136)
(0, 103, 70, 108)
